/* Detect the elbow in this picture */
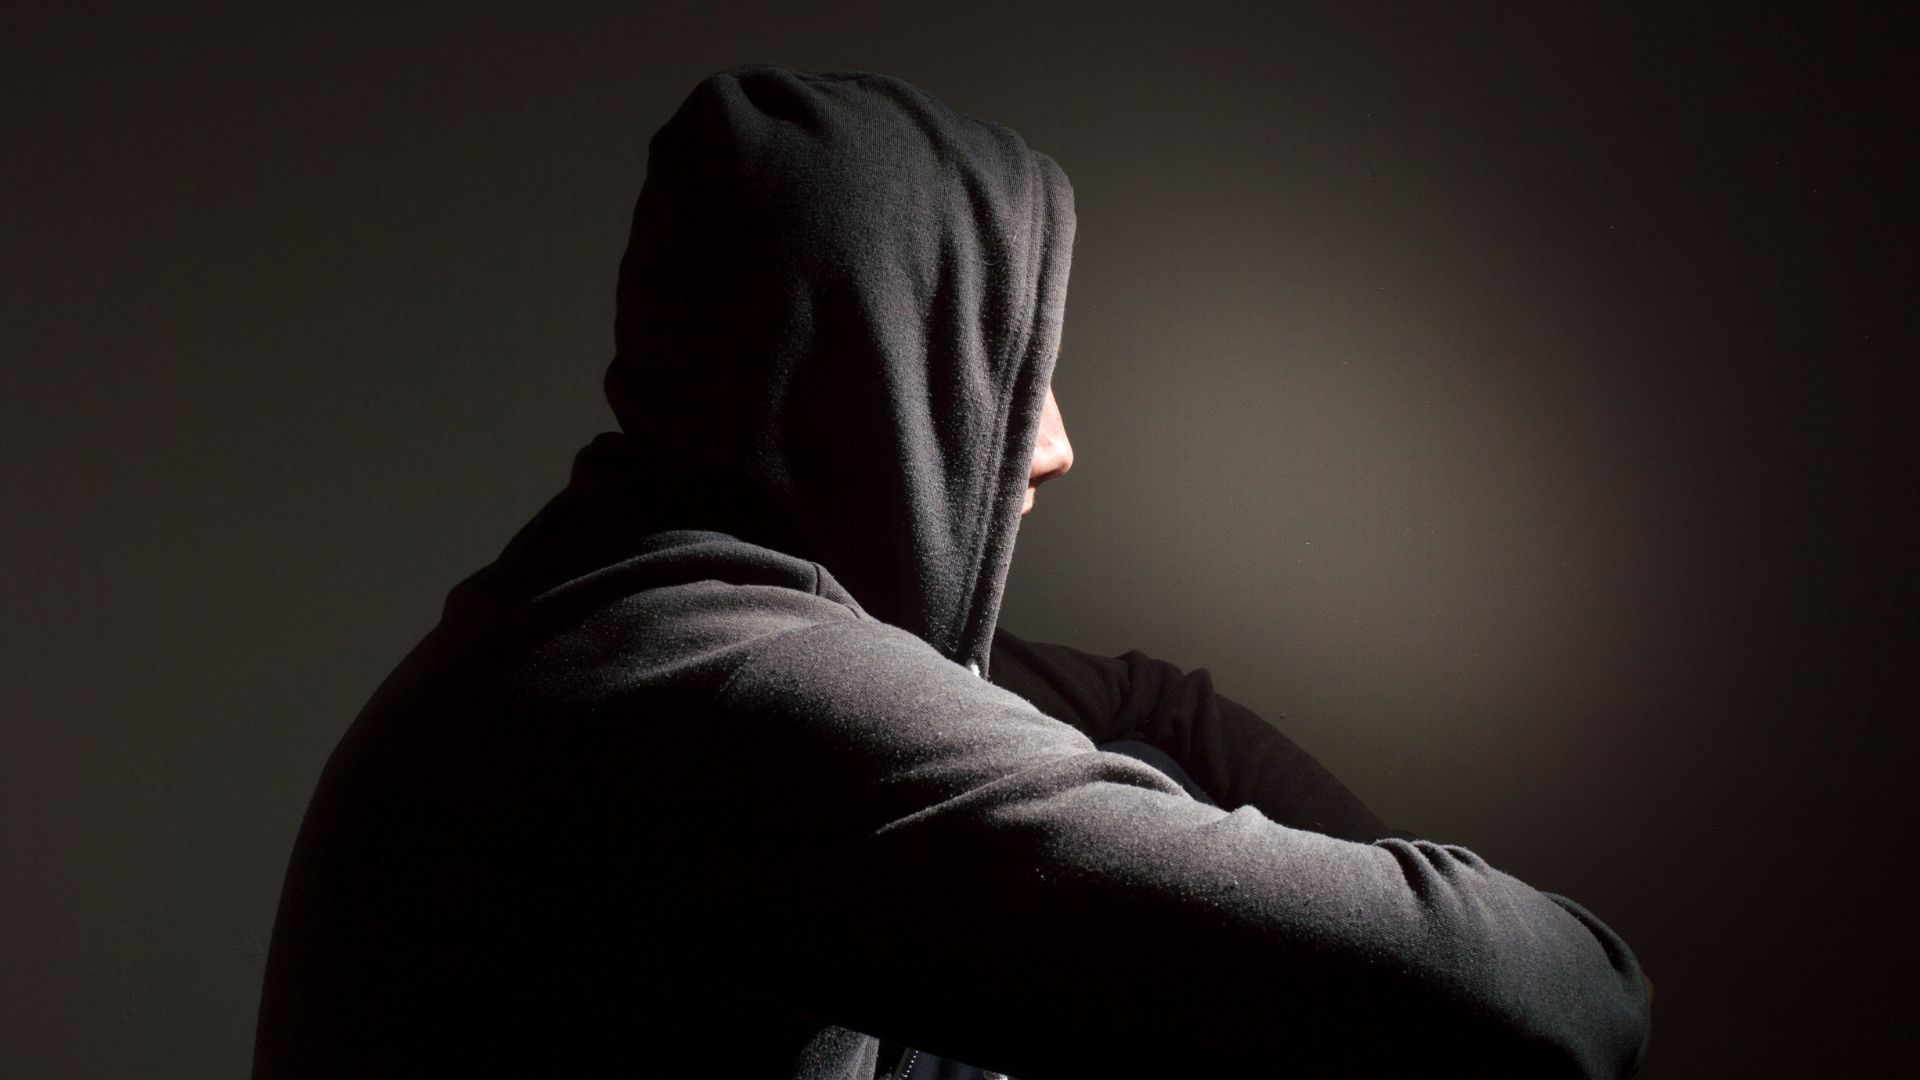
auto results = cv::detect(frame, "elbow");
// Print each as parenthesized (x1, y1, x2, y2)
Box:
(1372, 839, 1654, 1078)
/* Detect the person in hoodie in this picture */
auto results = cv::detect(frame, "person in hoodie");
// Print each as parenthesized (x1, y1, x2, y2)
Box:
(253, 64, 1654, 1079)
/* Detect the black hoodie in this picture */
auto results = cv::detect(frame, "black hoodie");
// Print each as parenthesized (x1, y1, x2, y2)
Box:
(254, 64, 1652, 1079)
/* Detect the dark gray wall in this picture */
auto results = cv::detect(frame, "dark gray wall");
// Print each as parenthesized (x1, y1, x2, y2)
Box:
(4, 3, 1911, 1076)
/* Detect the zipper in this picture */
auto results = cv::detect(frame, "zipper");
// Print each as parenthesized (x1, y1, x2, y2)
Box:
(893, 656, 986, 1080)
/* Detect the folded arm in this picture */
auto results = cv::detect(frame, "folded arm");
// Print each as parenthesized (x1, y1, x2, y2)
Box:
(719, 620, 1653, 1079)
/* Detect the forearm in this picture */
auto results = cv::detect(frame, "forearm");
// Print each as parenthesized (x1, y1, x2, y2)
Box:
(990, 630, 1396, 840)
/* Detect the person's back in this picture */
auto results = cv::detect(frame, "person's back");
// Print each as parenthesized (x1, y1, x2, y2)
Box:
(255, 64, 1652, 1079)
(250, 478, 896, 1073)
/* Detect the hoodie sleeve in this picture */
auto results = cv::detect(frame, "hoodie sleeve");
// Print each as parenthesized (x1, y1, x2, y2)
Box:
(990, 629, 1399, 842)
(717, 618, 1653, 1080)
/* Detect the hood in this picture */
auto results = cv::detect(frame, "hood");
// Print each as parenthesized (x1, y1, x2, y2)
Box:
(599, 64, 1076, 676)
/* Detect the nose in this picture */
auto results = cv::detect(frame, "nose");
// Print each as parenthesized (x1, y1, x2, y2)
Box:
(1030, 385, 1073, 486)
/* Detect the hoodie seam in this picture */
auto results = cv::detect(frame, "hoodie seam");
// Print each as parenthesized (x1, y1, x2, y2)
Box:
(710, 624, 825, 711)
(710, 620, 872, 714)
(806, 559, 869, 619)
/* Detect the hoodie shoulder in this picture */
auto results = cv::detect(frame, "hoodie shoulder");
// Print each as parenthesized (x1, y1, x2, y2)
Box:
(473, 534, 869, 714)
